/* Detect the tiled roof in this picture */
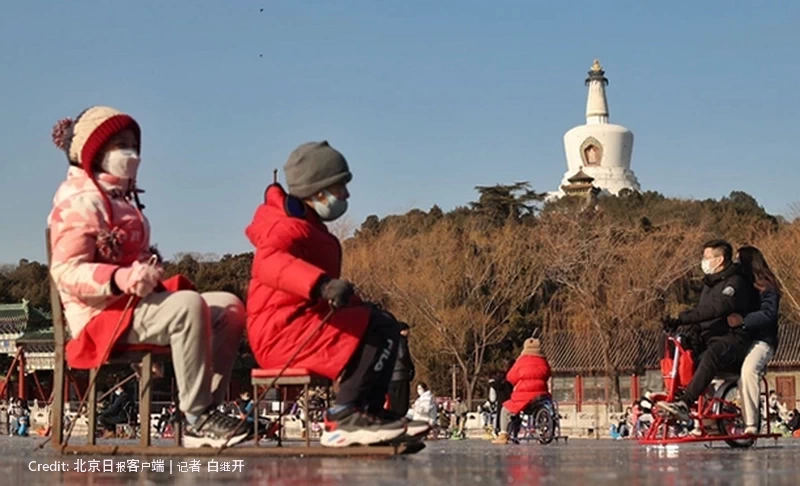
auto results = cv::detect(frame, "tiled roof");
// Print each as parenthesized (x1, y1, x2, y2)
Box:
(544, 323, 800, 373)
(0, 299, 50, 335)
(567, 169, 594, 184)
(19, 341, 54, 354)
(771, 323, 800, 368)
(0, 299, 53, 357)
(543, 328, 660, 374)
(16, 326, 54, 345)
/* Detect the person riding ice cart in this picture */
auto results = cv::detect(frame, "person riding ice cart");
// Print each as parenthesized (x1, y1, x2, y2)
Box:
(48, 106, 249, 448)
(244, 141, 430, 447)
(658, 240, 758, 424)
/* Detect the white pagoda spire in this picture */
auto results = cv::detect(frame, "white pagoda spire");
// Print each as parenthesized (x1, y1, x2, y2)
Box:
(552, 59, 641, 197)
(585, 59, 609, 124)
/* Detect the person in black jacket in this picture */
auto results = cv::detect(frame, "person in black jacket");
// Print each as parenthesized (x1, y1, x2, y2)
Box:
(658, 239, 758, 422)
(98, 385, 133, 436)
(726, 246, 780, 435)
(235, 390, 254, 419)
(787, 409, 800, 433)
(388, 322, 415, 417)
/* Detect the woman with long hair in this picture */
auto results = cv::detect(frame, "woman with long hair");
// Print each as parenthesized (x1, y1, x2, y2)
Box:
(728, 246, 781, 435)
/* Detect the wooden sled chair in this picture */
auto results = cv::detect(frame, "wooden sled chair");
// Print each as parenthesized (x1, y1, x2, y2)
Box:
(250, 368, 332, 447)
(249, 368, 424, 455)
(46, 228, 180, 454)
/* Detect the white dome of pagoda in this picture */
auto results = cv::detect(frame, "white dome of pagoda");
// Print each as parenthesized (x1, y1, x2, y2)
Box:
(556, 60, 640, 196)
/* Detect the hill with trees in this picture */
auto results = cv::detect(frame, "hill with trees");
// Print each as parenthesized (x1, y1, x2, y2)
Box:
(2, 185, 798, 408)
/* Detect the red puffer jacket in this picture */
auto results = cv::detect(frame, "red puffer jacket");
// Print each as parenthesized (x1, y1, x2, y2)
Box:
(245, 184, 371, 380)
(503, 355, 552, 415)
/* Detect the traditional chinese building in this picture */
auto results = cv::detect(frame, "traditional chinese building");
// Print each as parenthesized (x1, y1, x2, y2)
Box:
(555, 59, 641, 197)
(561, 167, 602, 208)
(0, 300, 54, 400)
(560, 168, 596, 196)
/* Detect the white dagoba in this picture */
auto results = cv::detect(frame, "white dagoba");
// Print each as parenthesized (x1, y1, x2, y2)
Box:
(556, 60, 640, 196)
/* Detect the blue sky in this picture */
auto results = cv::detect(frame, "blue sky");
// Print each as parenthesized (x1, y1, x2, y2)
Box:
(1, 1, 798, 263)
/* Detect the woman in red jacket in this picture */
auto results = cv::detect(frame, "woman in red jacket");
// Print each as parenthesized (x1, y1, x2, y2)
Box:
(493, 337, 552, 444)
(245, 141, 429, 447)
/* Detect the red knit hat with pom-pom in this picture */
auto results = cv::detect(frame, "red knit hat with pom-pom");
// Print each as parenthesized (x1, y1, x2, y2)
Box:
(51, 106, 140, 173)
(51, 106, 143, 232)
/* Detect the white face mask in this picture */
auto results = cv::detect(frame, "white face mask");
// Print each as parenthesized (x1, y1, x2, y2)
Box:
(310, 190, 348, 221)
(701, 257, 720, 275)
(101, 149, 140, 181)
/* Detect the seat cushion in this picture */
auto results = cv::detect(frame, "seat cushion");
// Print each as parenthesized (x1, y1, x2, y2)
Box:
(111, 344, 171, 356)
(252, 368, 318, 378)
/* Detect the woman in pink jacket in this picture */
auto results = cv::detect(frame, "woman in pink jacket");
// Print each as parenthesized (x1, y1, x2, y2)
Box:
(48, 106, 248, 448)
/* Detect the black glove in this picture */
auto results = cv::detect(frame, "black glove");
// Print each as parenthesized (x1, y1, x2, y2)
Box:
(661, 316, 681, 332)
(318, 277, 354, 309)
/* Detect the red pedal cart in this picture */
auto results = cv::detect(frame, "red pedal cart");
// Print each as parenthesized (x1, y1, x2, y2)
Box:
(638, 331, 781, 448)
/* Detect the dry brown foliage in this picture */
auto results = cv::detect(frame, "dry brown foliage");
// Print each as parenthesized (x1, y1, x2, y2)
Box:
(345, 212, 707, 406)
(346, 220, 548, 404)
(339, 192, 796, 408)
(539, 213, 706, 409)
(754, 221, 800, 319)
(326, 216, 357, 241)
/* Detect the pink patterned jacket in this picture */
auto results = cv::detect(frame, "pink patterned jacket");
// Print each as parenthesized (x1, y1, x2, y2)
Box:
(48, 166, 152, 338)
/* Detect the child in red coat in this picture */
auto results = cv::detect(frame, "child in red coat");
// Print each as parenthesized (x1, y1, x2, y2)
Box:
(493, 337, 552, 444)
(246, 141, 430, 447)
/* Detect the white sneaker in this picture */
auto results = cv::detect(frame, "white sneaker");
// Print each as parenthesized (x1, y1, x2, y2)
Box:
(744, 426, 758, 435)
(182, 409, 250, 448)
(689, 420, 704, 437)
(320, 409, 405, 447)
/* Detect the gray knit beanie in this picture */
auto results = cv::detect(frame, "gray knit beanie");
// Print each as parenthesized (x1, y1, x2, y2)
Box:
(283, 141, 353, 199)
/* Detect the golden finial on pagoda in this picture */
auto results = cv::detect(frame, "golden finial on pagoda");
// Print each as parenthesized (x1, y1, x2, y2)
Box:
(591, 59, 602, 72)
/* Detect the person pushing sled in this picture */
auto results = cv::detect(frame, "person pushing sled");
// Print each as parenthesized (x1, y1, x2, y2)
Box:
(245, 141, 430, 447)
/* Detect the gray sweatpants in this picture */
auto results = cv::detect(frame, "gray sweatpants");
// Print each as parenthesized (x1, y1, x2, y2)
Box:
(123, 290, 246, 417)
(499, 405, 512, 433)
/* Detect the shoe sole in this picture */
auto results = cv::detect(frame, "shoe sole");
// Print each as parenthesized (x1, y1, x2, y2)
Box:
(384, 429, 429, 445)
(320, 427, 406, 447)
(655, 402, 690, 419)
(405, 424, 431, 438)
(182, 430, 250, 449)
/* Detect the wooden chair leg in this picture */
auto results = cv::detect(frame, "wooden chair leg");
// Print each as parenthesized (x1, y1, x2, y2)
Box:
(170, 375, 182, 446)
(87, 368, 98, 445)
(278, 386, 286, 447)
(304, 383, 310, 447)
(50, 358, 66, 450)
(253, 384, 260, 447)
(174, 421, 183, 446)
(139, 353, 152, 447)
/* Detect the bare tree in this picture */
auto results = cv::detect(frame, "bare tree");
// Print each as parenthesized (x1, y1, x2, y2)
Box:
(346, 220, 548, 406)
(541, 213, 705, 410)
(755, 221, 800, 319)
